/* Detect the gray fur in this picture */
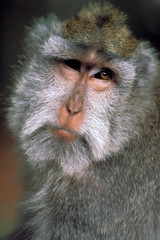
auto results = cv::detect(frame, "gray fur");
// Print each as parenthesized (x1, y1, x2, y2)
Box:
(7, 11, 160, 240)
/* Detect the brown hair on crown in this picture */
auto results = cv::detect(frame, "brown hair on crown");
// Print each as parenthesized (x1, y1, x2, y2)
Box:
(62, 3, 138, 57)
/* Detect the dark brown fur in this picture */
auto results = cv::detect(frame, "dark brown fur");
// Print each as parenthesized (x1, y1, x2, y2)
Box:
(63, 3, 138, 57)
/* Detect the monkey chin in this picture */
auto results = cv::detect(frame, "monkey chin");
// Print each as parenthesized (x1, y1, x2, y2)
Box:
(52, 128, 78, 142)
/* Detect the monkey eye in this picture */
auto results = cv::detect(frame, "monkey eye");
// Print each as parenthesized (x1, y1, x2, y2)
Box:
(93, 69, 112, 81)
(63, 59, 81, 72)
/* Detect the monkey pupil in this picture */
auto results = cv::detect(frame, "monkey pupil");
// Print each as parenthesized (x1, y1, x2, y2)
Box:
(64, 59, 81, 72)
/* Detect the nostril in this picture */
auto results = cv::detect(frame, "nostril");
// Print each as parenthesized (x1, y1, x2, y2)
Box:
(66, 99, 83, 116)
(66, 102, 81, 116)
(66, 103, 73, 115)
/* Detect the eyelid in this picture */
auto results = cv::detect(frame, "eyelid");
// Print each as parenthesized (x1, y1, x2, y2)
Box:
(89, 69, 101, 77)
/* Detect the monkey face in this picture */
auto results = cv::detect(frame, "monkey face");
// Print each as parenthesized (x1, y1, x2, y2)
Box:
(51, 54, 116, 143)
(7, 3, 158, 174)
(11, 44, 139, 174)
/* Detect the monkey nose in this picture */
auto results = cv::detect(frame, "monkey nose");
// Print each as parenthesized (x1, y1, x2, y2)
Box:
(66, 88, 84, 116)
(66, 100, 83, 116)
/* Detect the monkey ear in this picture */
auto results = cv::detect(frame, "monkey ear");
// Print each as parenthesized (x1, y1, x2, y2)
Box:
(131, 41, 159, 64)
(131, 41, 159, 87)
(23, 14, 62, 53)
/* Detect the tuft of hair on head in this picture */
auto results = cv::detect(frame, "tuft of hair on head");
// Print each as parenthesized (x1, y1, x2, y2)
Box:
(62, 2, 138, 57)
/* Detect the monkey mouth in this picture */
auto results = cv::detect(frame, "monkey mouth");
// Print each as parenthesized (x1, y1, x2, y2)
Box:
(51, 126, 79, 142)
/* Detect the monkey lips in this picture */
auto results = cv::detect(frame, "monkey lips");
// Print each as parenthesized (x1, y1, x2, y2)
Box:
(52, 126, 78, 142)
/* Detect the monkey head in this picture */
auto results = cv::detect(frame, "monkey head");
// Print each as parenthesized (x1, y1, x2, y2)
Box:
(7, 3, 159, 174)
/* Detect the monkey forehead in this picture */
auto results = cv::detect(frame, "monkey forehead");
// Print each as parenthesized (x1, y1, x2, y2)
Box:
(74, 49, 116, 68)
(62, 3, 138, 58)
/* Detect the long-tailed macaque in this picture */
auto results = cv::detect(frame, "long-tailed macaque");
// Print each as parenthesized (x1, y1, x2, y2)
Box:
(7, 2, 160, 240)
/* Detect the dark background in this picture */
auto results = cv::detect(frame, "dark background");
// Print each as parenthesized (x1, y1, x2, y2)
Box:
(0, 0, 160, 239)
